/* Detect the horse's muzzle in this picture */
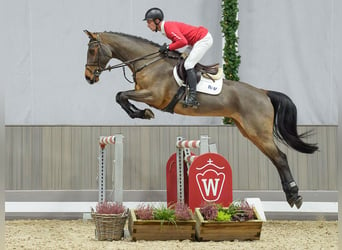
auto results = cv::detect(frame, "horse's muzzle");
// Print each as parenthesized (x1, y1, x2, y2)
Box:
(85, 67, 99, 84)
(85, 75, 95, 84)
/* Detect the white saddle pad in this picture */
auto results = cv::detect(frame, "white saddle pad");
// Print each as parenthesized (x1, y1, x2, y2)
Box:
(173, 67, 223, 95)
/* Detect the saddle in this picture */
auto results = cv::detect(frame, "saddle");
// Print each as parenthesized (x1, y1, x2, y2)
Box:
(176, 57, 221, 83)
(163, 58, 223, 114)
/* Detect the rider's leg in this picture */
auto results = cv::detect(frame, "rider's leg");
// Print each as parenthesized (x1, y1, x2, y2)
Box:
(183, 33, 213, 108)
(183, 68, 199, 107)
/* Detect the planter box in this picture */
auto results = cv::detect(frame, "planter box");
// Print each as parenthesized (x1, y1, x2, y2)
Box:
(194, 208, 263, 241)
(128, 209, 196, 241)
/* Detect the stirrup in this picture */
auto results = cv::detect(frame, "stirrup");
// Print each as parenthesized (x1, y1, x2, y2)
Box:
(182, 96, 200, 108)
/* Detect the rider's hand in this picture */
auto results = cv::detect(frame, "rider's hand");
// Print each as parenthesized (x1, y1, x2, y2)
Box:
(159, 43, 169, 54)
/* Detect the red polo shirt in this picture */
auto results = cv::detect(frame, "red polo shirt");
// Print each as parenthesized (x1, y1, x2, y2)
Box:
(161, 21, 208, 51)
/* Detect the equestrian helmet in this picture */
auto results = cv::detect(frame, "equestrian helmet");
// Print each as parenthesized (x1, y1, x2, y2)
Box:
(143, 7, 164, 21)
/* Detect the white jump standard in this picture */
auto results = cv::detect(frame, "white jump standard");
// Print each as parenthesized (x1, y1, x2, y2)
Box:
(98, 134, 124, 203)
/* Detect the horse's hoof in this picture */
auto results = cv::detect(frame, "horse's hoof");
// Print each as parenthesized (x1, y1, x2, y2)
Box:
(288, 200, 295, 208)
(294, 196, 303, 209)
(144, 109, 155, 119)
(287, 195, 303, 209)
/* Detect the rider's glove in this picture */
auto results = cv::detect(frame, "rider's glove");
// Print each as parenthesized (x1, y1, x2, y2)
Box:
(159, 43, 169, 54)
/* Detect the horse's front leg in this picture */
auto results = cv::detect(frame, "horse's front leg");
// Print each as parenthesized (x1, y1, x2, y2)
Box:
(116, 90, 155, 119)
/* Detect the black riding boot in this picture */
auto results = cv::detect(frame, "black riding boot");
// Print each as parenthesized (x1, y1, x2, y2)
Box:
(183, 68, 199, 108)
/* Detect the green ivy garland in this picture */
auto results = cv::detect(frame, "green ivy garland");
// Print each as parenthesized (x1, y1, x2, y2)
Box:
(221, 0, 240, 124)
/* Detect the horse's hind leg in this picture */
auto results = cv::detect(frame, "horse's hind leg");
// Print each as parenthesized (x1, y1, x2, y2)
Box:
(234, 121, 303, 208)
(262, 142, 303, 208)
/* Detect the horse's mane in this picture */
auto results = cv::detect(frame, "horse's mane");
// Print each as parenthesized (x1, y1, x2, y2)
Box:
(103, 31, 161, 48)
(102, 31, 181, 57)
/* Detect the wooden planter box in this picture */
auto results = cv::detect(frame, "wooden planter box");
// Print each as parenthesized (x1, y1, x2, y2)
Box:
(194, 208, 263, 241)
(128, 209, 196, 241)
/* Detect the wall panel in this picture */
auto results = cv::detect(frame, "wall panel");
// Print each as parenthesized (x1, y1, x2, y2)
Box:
(5, 126, 337, 192)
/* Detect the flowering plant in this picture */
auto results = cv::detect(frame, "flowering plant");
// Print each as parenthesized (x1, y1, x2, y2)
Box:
(92, 201, 127, 215)
(134, 202, 193, 222)
(199, 202, 218, 220)
(134, 204, 154, 220)
(173, 202, 193, 220)
(199, 201, 256, 222)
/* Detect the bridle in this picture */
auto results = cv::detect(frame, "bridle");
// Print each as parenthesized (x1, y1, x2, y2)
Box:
(86, 39, 113, 77)
(86, 38, 167, 83)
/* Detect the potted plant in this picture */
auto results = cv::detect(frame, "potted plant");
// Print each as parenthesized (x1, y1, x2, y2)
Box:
(128, 202, 196, 241)
(195, 200, 263, 241)
(91, 201, 128, 241)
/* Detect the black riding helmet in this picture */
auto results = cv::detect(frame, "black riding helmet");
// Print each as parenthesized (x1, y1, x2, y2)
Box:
(143, 7, 164, 21)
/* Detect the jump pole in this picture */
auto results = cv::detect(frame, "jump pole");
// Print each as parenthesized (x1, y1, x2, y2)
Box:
(175, 135, 209, 203)
(98, 134, 124, 203)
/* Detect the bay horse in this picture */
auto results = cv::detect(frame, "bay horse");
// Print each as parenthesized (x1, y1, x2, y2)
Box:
(84, 30, 318, 209)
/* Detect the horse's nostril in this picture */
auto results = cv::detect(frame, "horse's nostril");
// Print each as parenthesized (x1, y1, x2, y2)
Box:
(85, 75, 94, 84)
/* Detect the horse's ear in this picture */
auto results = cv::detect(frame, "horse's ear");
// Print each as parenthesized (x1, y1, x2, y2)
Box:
(84, 30, 96, 40)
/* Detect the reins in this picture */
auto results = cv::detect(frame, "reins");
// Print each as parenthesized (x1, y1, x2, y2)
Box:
(99, 51, 164, 83)
(87, 35, 180, 83)
(101, 51, 179, 84)
(101, 51, 160, 72)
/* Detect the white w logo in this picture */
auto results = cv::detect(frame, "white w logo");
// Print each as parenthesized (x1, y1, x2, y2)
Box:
(201, 178, 220, 196)
(196, 170, 225, 202)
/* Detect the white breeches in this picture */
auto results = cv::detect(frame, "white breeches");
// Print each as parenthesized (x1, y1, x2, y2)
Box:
(184, 32, 213, 70)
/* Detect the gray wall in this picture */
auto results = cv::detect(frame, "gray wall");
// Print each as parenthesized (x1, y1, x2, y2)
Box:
(238, 0, 338, 125)
(5, 0, 341, 125)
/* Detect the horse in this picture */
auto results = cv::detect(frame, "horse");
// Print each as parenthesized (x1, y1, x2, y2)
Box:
(84, 30, 318, 209)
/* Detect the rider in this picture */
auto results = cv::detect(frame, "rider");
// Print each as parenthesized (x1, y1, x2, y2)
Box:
(143, 7, 213, 108)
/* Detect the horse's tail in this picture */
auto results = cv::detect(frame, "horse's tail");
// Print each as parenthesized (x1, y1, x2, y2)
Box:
(266, 90, 318, 154)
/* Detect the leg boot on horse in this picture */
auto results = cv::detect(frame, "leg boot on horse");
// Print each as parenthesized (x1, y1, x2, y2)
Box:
(183, 68, 199, 108)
